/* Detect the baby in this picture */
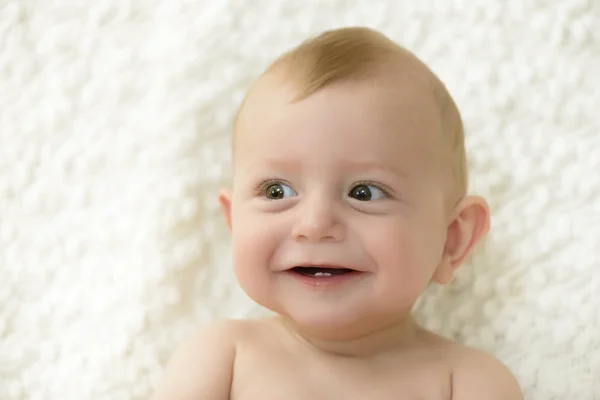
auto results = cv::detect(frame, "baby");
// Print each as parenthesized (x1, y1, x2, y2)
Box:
(152, 27, 523, 399)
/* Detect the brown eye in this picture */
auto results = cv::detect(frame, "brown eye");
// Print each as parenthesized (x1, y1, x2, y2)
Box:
(266, 184, 284, 199)
(264, 182, 296, 200)
(349, 184, 372, 201)
(349, 184, 386, 201)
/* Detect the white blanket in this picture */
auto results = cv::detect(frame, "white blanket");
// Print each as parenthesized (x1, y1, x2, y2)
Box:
(0, 1, 598, 399)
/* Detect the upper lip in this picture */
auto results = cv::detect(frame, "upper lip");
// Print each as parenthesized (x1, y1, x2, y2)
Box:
(285, 263, 360, 271)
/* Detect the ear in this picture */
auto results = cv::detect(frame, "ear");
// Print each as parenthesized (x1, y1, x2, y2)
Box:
(432, 195, 491, 285)
(217, 189, 233, 232)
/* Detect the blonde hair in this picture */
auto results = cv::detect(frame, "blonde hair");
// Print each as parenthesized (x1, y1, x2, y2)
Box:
(235, 27, 467, 197)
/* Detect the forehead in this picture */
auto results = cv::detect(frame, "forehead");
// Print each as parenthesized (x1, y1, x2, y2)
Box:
(235, 73, 443, 174)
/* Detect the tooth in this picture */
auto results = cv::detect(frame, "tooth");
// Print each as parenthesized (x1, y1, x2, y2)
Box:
(314, 272, 331, 277)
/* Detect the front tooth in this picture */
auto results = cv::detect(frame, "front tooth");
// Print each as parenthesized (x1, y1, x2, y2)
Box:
(314, 272, 331, 277)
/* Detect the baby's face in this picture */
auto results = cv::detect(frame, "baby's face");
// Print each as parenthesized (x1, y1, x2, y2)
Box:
(222, 75, 451, 337)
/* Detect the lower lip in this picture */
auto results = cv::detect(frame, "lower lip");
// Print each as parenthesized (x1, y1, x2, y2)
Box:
(283, 270, 364, 288)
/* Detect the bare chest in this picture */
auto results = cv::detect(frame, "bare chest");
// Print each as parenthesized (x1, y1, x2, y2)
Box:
(230, 347, 452, 400)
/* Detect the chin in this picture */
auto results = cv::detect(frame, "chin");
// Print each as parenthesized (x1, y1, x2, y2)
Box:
(276, 303, 375, 339)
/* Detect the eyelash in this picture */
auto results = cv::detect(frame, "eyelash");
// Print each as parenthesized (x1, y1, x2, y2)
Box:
(254, 178, 290, 195)
(352, 180, 392, 198)
(254, 179, 393, 198)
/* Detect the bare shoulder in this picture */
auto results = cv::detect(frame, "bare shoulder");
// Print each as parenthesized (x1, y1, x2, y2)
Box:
(450, 345, 523, 400)
(151, 319, 252, 400)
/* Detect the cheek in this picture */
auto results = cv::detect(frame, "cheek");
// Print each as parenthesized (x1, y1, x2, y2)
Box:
(232, 213, 272, 267)
(363, 215, 416, 258)
(230, 210, 282, 302)
(363, 214, 441, 283)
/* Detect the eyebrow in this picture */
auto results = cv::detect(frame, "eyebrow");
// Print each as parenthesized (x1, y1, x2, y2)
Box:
(246, 157, 409, 179)
(341, 160, 408, 177)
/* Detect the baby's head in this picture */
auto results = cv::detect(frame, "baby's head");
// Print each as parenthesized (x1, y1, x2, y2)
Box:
(219, 27, 490, 339)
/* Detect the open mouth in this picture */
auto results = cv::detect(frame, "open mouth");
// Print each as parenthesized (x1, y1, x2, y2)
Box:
(290, 266, 356, 277)
(285, 265, 363, 287)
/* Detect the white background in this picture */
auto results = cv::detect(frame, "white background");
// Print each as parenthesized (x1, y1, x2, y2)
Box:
(1, 1, 599, 399)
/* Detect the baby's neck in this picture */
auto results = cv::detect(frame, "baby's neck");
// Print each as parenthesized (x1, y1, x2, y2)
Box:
(276, 314, 425, 358)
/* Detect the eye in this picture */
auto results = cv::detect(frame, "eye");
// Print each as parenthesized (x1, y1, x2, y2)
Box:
(349, 184, 387, 201)
(264, 182, 297, 200)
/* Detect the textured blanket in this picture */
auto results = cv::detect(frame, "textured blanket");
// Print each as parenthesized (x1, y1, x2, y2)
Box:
(0, 1, 598, 399)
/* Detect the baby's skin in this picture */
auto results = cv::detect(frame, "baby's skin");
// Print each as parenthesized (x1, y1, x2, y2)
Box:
(151, 27, 523, 400)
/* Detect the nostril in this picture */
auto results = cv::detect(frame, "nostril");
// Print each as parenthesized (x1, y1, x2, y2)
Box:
(291, 221, 345, 242)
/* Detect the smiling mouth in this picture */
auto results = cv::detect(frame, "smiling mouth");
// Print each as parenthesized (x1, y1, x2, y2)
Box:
(291, 266, 356, 277)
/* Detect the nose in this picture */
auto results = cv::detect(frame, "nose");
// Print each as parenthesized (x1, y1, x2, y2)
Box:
(291, 198, 345, 242)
